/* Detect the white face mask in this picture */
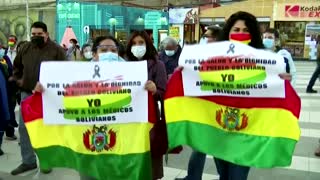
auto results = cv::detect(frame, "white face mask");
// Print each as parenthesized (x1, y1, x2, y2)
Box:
(99, 52, 125, 62)
(131, 45, 146, 59)
(68, 43, 73, 49)
(84, 51, 93, 59)
(199, 37, 208, 44)
(165, 50, 175, 56)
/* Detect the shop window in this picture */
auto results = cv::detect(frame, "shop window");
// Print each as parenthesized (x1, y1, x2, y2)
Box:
(275, 21, 308, 58)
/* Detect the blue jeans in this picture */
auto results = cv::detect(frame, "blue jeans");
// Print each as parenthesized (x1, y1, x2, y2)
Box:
(214, 158, 250, 180)
(185, 151, 207, 180)
(19, 92, 37, 165)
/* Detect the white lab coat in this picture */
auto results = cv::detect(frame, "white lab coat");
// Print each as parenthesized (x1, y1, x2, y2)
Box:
(277, 49, 297, 88)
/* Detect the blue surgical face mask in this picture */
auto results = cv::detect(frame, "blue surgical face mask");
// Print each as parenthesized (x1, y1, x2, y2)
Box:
(165, 50, 175, 56)
(0, 48, 5, 59)
(98, 52, 125, 62)
(263, 39, 275, 49)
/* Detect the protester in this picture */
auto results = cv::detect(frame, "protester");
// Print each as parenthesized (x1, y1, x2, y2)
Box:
(126, 30, 167, 180)
(175, 25, 223, 180)
(212, 11, 291, 180)
(80, 44, 93, 61)
(91, 36, 125, 62)
(67, 38, 81, 61)
(159, 36, 182, 78)
(7, 35, 18, 63)
(10, 21, 66, 175)
(76, 35, 125, 180)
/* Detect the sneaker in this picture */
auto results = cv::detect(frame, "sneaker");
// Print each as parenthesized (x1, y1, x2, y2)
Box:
(40, 168, 52, 174)
(11, 163, 37, 175)
(0, 149, 3, 156)
(315, 147, 320, 157)
(306, 89, 317, 93)
(5, 135, 17, 141)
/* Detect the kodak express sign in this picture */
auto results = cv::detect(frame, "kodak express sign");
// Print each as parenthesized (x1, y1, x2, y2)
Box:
(275, 3, 320, 21)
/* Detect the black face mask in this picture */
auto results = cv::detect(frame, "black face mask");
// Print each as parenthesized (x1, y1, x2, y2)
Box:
(31, 36, 45, 47)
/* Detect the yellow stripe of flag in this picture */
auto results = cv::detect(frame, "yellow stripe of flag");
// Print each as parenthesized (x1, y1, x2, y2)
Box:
(165, 97, 300, 140)
(26, 120, 152, 155)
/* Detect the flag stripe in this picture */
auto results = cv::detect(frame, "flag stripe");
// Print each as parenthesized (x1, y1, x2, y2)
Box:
(26, 119, 151, 155)
(167, 121, 297, 168)
(165, 71, 301, 118)
(63, 93, 131, 108)
(36, 146, 151, 180)
(165, 97, 300, 140)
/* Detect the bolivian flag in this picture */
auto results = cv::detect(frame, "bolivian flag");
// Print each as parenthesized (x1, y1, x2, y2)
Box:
(21, 93, 152, 180)
(165, 71, 301, 168)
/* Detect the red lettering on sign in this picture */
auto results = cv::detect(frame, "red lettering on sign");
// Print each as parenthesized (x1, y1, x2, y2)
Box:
(315, 12, 320, 17)
(309, 12, 314, 17)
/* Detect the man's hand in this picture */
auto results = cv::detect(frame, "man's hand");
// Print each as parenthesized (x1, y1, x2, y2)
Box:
(33, 82, 44, 93)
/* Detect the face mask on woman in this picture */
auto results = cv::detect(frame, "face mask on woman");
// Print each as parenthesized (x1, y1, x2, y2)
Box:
(99, 52, 125, 62)
(229, 33, 252, 45)
(131, 45, 146, 59)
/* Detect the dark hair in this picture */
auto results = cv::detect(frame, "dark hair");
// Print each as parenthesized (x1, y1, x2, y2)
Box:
(118, 43, 126, 59)
(222, 11, 264, 49)
(126, 31, 158, 61)
(264, 28, 280, 39)
(206, 26, 223, 40)
(31, 21, 47, 32)
(70, 38, 78, 44)
(92, 36, 119, 53)
(9, 35, 17, 41)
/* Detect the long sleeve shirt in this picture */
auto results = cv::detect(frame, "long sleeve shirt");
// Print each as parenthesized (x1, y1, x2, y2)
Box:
(13, 39, 67, 92)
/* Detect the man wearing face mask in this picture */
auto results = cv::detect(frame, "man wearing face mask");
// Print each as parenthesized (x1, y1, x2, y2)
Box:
(10, 21, 66, 175)
(159, 36, 182, 78)
(7, 35, 18, 63)
(262, 28, 296, 87)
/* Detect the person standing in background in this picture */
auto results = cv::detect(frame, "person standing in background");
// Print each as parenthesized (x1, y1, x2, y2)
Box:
(7, 35, 18, 64)
(80, 44, 93, 61)
(67, 38, 81, 61)
(262, 28, 296, 87)
(306, 37, 320, 93)
(159, 36, 182, 79)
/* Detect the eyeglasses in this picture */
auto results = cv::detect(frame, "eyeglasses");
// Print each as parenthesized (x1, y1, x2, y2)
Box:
(97, 45, 118, 53)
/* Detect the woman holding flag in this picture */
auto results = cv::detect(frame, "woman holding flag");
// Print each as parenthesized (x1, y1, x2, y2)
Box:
(213, 11, 292, 180)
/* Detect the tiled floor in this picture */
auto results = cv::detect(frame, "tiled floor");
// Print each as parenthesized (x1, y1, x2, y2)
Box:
(1, 61, 320, 180)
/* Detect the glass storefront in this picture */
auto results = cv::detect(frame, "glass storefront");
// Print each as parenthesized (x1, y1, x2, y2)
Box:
(275, 21, 320, 59)
(56, 1, 168, 49)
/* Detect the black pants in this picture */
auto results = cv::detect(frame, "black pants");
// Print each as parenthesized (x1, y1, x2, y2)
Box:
(307, 62, 320, 90)
(5, 125, 15, 137)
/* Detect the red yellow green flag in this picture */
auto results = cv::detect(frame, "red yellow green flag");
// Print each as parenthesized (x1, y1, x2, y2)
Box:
(21, 93, 152, 180)
(164, 71, 301, 168)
